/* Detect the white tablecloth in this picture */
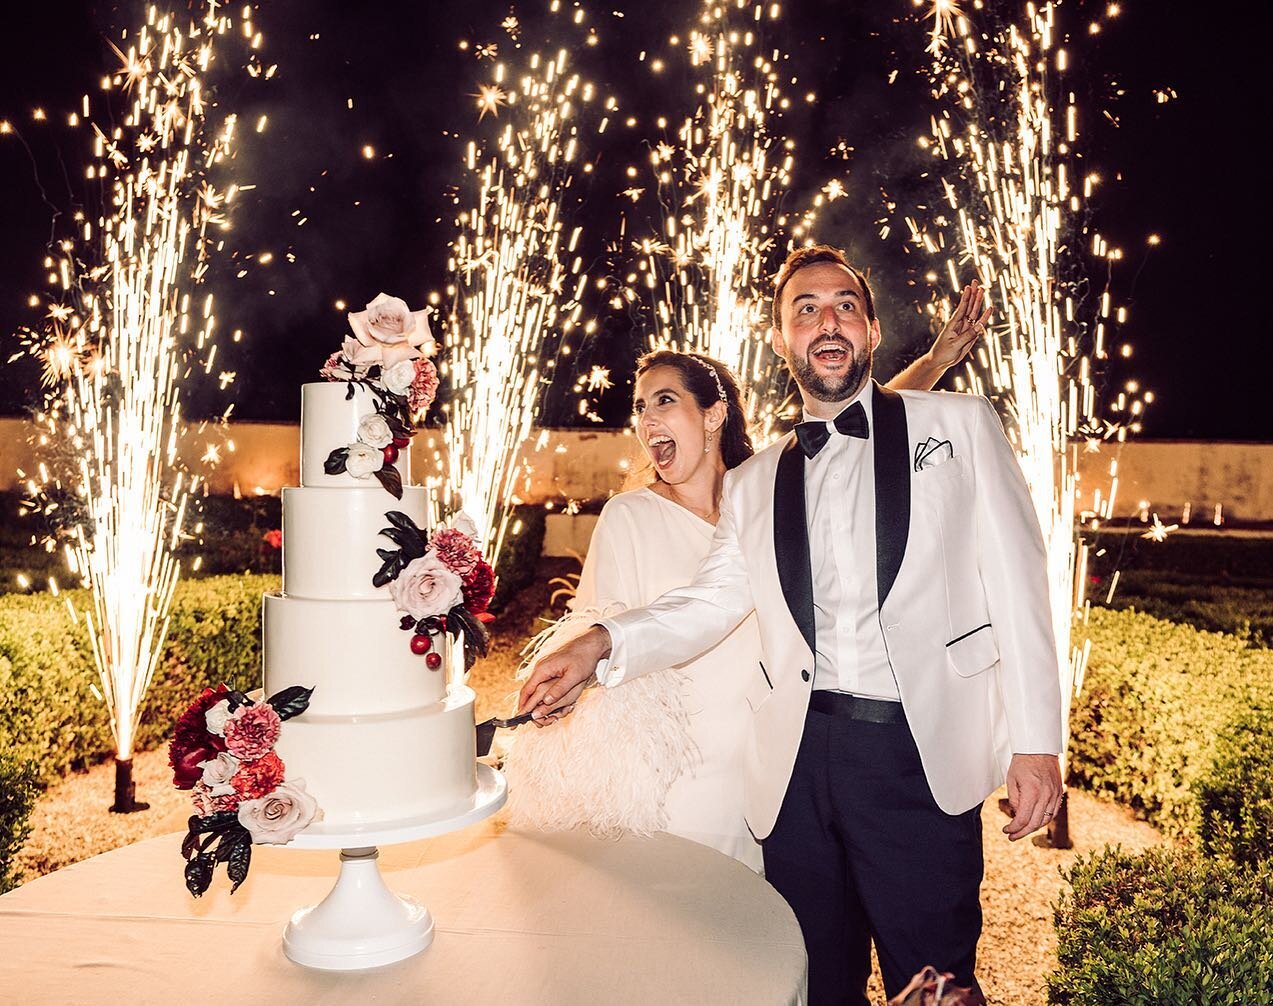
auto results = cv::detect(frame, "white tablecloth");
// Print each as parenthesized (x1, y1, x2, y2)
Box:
(0, 821, 806, 1005)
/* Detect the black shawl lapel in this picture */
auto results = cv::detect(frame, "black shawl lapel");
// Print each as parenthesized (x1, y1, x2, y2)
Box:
(773, 435, 816, 655)
(873, 383, 910, 606)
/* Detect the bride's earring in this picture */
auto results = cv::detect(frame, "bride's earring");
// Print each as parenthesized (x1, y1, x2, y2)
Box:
(704, 430, 712, 455)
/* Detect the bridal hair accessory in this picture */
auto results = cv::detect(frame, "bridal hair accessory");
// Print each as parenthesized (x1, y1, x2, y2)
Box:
(169, 683, 322, 897)
(691, 355, 728, 404)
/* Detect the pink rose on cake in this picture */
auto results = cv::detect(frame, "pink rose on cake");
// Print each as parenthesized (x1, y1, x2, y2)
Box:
(389, 551, 465, 619)
(238, 780, 322, 845)
(191, 781, 241, 817)
(348, 293, 435, 367)
(198, 750, 242, 796)
(223, 703, 282, 760)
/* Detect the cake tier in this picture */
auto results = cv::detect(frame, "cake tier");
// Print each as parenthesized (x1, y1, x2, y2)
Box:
(299, 382, 412, 488)
(262, 593, 446, 715)
(281, 485, 431, 599)
(273, 685, 478, 828)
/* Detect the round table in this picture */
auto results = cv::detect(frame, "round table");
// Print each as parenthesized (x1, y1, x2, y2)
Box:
(0, 821, 806, 1005)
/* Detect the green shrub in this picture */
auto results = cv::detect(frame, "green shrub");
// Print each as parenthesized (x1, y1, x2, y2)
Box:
(1196, 706, 1273, 867)
(0, 574, 275, 784)
(1049, 846, 1273, 1005)
(0, 754, 39, 894)
(1070, 608, 1273, 837)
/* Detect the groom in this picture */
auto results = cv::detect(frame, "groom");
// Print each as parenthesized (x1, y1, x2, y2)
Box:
(519, 245, 1064, 1004)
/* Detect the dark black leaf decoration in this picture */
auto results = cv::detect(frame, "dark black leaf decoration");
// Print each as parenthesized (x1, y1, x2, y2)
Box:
(226, 835, 253, 894)
(185, 853, 215, 898)
(373, 464, 403, 500)
(180, 811, 247, 898)
(324, 447, 350, 475)
(267, 685, 314, 722)
(344, 383, 356, 401)
(373, 510, 430, 586)
(225, 690, 252, 713)
(446, 603, 491, 671)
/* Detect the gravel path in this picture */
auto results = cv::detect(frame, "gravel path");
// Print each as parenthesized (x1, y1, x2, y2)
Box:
(14, 563, 1162, 1003)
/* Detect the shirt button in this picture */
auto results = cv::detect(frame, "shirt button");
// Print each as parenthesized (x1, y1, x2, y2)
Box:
(801, 669, 810, 682)
(833, 472, 841, 480)
(886, 623, 899, 632)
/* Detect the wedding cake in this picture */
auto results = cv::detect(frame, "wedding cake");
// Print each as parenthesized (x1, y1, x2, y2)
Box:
(261, 294, 495, 829)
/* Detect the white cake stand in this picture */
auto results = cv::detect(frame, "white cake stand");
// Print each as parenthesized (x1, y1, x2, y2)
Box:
(278, 762, 506, 971)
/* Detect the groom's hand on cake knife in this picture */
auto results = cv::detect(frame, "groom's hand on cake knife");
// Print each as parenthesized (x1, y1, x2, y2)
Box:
(517, 626, 612, 725)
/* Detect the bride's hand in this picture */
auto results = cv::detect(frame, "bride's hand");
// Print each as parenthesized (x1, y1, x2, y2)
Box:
(929, 279, 991, 369)
(517, 626, 610, 720)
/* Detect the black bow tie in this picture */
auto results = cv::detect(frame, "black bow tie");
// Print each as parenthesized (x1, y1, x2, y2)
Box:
(794, 401, 869, 459)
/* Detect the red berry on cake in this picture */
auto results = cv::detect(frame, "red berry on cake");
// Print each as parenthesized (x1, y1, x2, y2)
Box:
(410, 633, 432, 655)
(392, 436, 410, 448)
(382, 443, 399, 464)
(425, 652, 442, 670)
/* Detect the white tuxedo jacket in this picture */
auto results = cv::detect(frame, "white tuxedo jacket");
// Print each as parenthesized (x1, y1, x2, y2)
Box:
(603, 383, 1063, 839)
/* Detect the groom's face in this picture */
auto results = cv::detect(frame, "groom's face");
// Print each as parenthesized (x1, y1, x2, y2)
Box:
(771, 262, 880, 404)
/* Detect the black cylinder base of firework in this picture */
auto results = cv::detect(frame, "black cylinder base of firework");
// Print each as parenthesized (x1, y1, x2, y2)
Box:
(1033, 791, 1072, 850)
(109, 757, 150, 814)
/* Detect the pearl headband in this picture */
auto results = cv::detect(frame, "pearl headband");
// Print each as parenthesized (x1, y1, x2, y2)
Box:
(691, 356, 728, 405)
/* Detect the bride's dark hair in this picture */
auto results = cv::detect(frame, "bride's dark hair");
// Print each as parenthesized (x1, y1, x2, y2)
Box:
(635, 350, 755, 472)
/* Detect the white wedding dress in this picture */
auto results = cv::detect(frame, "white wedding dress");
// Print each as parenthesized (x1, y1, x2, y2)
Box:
(503, 486, 763, 872)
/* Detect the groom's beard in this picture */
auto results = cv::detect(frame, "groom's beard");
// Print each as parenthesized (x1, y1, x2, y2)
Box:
(790, 338, 872, 403)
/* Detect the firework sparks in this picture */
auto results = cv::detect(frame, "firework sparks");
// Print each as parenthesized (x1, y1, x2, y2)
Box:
(16, 2, 254, 801)
(631, 0, 817, 446)
(909, 2, 1151, 775)
(444, 40, 603, 564)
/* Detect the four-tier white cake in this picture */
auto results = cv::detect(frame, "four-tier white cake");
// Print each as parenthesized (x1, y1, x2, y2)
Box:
(263, 381, 478, 828)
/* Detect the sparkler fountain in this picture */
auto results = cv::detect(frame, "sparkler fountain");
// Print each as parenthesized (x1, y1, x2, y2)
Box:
(911, 0, 1151, 845)
(18, 3, 256, 811)
(633, 0, 817, 447)
(444, 38, 600, 566)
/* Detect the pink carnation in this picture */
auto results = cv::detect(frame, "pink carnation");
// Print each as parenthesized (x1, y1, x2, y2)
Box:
(408, 358, 439, 412)
(230, 750, 286, 801)
(433, 527, 481, 578)
(223, 703, 282, 760)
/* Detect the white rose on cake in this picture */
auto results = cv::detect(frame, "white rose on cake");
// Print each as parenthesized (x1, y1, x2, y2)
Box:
(389, 551, 464, 618)
(357, 414, 394, 448)
(345, 441, 384, 478)
(237, 779, 322, 845)
(381, 358, 417, 396)
(204, 698, 232, 737)
(348, 293, 436, 367)
(197, 751, 241, 797)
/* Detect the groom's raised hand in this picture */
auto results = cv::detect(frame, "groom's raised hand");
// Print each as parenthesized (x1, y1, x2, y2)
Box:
(517, 625, 612, 723)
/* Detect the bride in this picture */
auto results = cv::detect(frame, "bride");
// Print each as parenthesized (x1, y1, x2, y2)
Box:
(503, 282, 989, 871)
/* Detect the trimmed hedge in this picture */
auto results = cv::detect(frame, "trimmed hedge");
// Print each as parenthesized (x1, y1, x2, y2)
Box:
(0, 574, 275, 784)
(1070, 607, 1273, 839)
(0, 754, 39, 894)
(1196, 706, 1273, 868)
(1049, 846, 1273, 1005)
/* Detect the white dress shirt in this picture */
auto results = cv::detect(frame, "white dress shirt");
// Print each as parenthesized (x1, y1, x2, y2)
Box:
(802, 382, 900, 701)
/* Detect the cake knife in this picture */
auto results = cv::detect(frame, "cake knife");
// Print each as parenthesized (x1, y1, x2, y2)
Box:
(475, 710, 538, 757)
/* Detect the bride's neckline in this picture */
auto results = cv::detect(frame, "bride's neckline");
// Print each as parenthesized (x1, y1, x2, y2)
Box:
(640, 485, 719, 528)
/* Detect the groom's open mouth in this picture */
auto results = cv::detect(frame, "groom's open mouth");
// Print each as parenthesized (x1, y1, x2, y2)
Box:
(810, 341, 851, 367)
(648, 434, 677, 469)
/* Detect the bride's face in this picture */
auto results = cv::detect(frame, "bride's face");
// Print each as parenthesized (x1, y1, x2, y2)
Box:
(633, 365, 714, 484)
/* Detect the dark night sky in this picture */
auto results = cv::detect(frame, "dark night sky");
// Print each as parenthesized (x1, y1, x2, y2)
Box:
(0, 1, 1267, 440)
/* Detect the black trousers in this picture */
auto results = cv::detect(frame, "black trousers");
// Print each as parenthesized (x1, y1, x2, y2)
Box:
(762, 704, 984, 1005)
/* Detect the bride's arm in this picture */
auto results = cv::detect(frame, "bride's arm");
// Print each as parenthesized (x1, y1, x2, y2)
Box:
(886, 280, 991, 392)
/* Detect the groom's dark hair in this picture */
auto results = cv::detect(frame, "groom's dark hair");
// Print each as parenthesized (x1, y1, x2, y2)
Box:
(772, 245, 876, 327)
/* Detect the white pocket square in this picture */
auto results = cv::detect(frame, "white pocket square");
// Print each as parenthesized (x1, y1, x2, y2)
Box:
(913, 438, 954, 472)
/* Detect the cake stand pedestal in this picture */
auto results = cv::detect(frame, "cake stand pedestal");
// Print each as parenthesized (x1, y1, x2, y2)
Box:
(279, 762, 506, 971)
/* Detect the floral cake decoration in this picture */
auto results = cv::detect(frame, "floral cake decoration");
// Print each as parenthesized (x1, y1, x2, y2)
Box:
(320, 292, 439, 499)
